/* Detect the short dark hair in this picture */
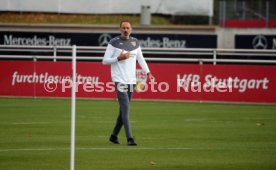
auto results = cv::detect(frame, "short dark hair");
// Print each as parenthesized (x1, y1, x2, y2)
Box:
(120, 20, 132, 27)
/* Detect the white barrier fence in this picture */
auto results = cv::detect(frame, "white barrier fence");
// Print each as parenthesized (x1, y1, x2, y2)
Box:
(0, 45, 276, 64)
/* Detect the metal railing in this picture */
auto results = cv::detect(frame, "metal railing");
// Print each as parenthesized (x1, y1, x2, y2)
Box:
(0, 45, 276, 64)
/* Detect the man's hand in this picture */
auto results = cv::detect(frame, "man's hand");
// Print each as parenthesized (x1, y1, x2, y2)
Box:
(147, 72, 155, 82)
(117, 50, 130, 61)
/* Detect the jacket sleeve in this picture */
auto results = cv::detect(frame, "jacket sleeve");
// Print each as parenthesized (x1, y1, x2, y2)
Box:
(136, 46, 150, 73)
(102, 44, 118, 65)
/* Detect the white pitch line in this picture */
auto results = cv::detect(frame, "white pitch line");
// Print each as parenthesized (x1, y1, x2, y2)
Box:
(12, 122, 51, 125)
(1, 147, 274, 153)
(0, 147, 193, 152)
(78, 147, 193, 151)
(0, 148, 68, 152)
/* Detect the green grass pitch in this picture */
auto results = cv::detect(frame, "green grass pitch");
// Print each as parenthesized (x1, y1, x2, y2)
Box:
(0, 97, 276, 170)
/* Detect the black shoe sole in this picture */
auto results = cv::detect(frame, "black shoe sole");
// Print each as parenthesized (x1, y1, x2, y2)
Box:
(109, 135, 120, 144)
(127, 138, 137, 146)
(109, 139, 120, 144)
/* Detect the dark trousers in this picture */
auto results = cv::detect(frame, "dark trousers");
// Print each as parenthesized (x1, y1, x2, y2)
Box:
(112, 82, 135, 139)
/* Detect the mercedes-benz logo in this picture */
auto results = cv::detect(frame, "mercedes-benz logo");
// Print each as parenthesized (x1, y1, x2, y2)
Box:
(252, 35, 268, 49)
(98, 33, 112, 46)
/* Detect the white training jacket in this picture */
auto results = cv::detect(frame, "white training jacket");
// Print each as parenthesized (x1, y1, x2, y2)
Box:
(102, 36, 150, 84)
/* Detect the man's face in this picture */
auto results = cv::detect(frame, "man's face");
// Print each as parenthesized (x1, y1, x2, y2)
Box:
(120, 22, 132, 39)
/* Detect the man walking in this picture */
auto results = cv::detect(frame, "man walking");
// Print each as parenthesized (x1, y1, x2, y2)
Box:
(102, 21, 154, 146)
